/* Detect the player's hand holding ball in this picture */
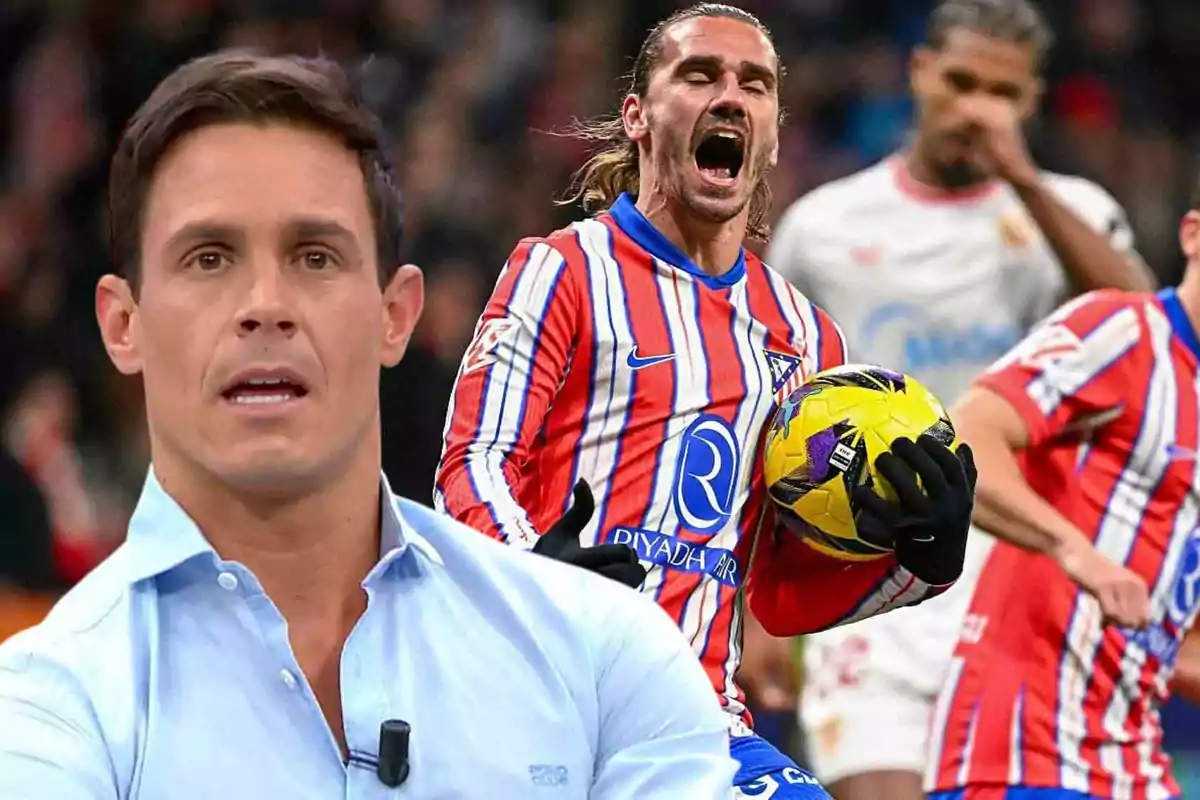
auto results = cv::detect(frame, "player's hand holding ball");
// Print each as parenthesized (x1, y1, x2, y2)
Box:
(764, 365, 977, 586)
(852, 435, 977, 586)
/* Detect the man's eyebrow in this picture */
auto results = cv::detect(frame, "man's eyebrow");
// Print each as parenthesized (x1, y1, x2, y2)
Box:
(164, 221, 244, 254)
(281, 217, 359, 244)
(162, 218, 361, 257)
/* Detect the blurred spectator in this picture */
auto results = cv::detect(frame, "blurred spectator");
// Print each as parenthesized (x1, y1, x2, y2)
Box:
(0, 323, 59, 596)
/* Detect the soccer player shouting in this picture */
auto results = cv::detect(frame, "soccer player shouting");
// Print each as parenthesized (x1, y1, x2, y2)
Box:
(437, 4, 976, 796)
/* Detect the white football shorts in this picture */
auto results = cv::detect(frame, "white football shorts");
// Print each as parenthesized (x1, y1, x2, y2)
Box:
(798, 529, 996, 784)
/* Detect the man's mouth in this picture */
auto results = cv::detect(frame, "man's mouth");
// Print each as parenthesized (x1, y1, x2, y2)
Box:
(694, 129, 746, 185)
(220, 371, 310, 406)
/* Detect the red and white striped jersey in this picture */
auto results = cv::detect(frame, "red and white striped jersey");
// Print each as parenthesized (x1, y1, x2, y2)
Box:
(928, 288, 1200, 799)
(436, 193, 950, 722)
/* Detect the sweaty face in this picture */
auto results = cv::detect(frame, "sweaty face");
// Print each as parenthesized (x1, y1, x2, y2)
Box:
(98, 123, 420, 495)
(911, 29, 1039, 187)
(631, 16, 780, 225)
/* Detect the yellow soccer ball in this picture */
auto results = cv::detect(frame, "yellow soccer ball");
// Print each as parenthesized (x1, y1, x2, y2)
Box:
(763, 364, 957, 561)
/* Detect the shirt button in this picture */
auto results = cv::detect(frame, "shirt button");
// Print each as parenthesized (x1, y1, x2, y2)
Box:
(217, 572, 239, 591)
(280, 669, 298, 689)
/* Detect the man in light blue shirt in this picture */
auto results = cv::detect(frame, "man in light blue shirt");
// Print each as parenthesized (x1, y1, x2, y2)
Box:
(0, 50, 737, 799)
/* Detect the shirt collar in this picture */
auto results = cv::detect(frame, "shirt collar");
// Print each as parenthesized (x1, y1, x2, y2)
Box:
(1158, 287, 1200, 361)
(122, 469, 442, 585)
(606, 192, 747, 290)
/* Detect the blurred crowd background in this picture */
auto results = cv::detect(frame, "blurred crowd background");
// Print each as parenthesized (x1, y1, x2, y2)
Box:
(3, 0, 1200, 786)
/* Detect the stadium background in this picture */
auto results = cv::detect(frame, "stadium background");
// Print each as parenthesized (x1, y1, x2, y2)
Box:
(1, 0, 1198, 789)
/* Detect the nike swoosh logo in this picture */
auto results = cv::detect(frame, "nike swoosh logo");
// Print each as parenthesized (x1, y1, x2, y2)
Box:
(626, 347, 675, 370)
(1166, 444, 1199, 462)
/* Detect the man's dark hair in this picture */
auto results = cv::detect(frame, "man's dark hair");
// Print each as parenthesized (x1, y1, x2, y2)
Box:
(561, 3, 779, 241)
(927, 0, 1053, 65)
(107, 50, 402, 290)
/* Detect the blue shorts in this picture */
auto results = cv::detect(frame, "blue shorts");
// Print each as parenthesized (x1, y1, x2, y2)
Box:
(731, 734, 830, 798)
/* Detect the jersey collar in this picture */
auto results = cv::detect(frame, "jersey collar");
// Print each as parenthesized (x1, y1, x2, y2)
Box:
(1158, 287, 1200, 361)
(607, 192, 746, 289)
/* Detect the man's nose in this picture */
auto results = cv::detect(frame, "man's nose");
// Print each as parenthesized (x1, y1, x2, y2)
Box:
(235, 266, 298, 337)
(710, 76, 749, 120)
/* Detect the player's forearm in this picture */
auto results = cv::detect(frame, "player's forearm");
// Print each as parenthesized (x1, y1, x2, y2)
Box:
(1013, 177, 1155, 292)
(1170, 633, 1200, 706)
(964, 421, 1091, 559)
(747, 534, 929, 636)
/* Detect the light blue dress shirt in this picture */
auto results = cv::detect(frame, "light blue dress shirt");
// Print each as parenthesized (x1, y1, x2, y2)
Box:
(0, 472, 736, 799)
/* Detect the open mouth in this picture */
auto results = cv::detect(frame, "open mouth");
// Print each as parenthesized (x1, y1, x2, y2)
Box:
(220, 375, 310, 406)
(694, 130, 746, 185)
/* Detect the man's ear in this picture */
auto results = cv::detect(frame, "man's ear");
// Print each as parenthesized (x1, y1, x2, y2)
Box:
(96, 274, 143, 375)
(380, 264, 425, 368)
(1018, 77, 1044, 123)
(622, 94, 649, 144)
(909, 46, 933, 99)
(1181, 210, 1200, 264)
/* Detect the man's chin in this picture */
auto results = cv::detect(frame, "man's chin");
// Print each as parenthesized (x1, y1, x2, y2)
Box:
(212, 450, 328, 498)
(934, 158, 989, 189)
(682, 189, 751, 226)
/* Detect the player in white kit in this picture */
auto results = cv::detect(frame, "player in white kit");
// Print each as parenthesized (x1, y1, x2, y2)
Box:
(763, 2, 1155, 799)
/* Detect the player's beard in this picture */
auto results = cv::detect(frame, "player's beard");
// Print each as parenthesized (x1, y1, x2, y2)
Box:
(933, 129, 990, 188)
(934, 157, 987, 189)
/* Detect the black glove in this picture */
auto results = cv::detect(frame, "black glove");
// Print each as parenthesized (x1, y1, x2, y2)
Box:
(533, 479, 648, 589)
(851, 435, 978, 586)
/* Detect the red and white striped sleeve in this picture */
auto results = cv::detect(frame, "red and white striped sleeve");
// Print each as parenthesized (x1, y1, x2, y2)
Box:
(434, 237, 581, 547)
(747, 527, 943, 636)
(975, 289, 1147, 446)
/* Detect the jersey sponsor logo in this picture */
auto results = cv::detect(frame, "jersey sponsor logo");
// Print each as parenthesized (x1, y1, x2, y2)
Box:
(1167, 530, 1200, 629)
(673, 414, 741, 532)
(462, 317, 519, 374)
(626, 345, 675, 370)
(1127, 529, 1200, 664)
(859, 301, 1020, 373)
(607, 525, 741, 587)
(764, 350, 802, 392)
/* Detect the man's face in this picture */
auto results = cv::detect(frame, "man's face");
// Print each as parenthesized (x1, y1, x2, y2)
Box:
(625, 16, 780, 225)
(96, 123, 422, 495)
(911, 28, 1040, 186)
